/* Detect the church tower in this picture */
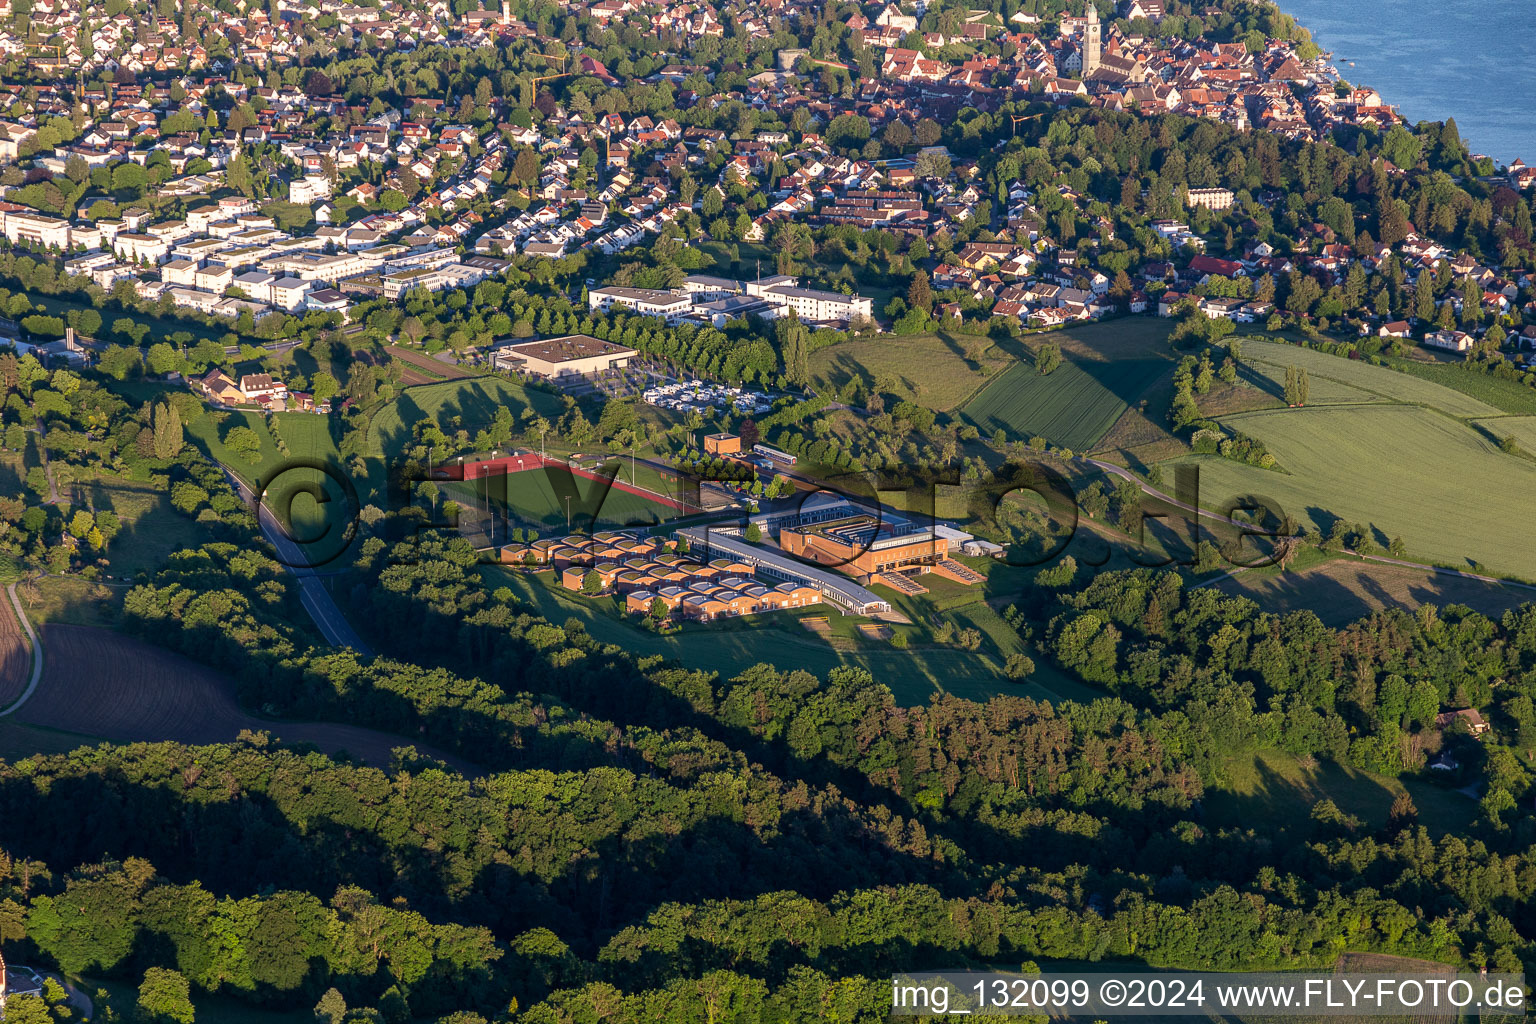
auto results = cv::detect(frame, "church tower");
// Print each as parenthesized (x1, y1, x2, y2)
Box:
(1083, 3, 1102, 77)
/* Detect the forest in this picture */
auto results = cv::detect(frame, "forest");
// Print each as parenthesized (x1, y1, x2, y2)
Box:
(7, 361, 1536, 1021)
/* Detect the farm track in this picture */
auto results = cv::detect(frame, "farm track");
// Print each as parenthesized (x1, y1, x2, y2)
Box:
(0, 587, 30, 708)
(13, 624, 477, 774)
(386, 345, 475, 382)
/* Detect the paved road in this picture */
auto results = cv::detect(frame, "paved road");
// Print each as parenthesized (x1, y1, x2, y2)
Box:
(224, 468, 373, 656)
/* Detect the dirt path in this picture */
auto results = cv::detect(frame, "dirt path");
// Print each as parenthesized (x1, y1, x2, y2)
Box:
(13, 624, 476, 775)
(0, 584, 31, 708)
(34, 417, 60, 503)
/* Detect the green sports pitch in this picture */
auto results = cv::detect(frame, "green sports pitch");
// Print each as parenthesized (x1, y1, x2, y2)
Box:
(444, 468, 683, 533)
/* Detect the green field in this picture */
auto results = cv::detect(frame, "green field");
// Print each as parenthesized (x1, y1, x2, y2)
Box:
(1214, 556, 1532, 626)
(1387, 355, 1536, 415)
(85, 977, 301, 1024)
(368, 377, 565, 458)
(961, 357, 1148, 451)
(445, 469, 681, 533)
(1153, 338, 1536, 580)
(56, 471, 207, 576)
(960, 319, 1174, 451)
(1236, 358, 1387, 406)
(1168, 403, 1536, 577)
(810, 331, 1009, 411)
(1472, 415, 1536, 452)
(484, 566, 1100, 707)
(182, 409, 356, 567)
(1241, 340, 1501, 417)
(1207, 748, 1476, 838)
(183, 408, 287, 483)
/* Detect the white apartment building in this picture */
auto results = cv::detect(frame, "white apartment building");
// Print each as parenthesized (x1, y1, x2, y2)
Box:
(1, 210, 71, 249)
(114, 232, 173, 264)
(681, 275, 744, 301)
(1185, 187, 1235, 212)
(744, 275, 872, 322)
(262, 250, 368, 283)
(381, 263, 490, 300)
(234, 270, 278, 304)
(289, 176, 334, 204)
(194, 265, 234, 293)
(588, 285, 694, 321)
(161, 259, 200, 287)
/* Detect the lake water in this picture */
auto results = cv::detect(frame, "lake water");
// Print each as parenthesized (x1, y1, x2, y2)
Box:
(1277, 0, 1535, 165)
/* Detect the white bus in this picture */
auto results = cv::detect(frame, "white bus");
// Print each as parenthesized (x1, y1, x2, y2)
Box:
(753, 443, 796, 466)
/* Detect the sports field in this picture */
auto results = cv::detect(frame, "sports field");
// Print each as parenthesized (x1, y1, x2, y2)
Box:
(368, 377, 565, 458)
(445, 467, 682, 533)
(960, 319, 1174, 451)
(810, 331, 1010, 411)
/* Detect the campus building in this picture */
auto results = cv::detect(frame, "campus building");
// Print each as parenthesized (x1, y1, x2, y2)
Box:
(675, 526, 891, 615)
(590, 273, 874, 328)
(587, 285, 693, 322)
(703, 432, 742, 455)
(778, 514, 948, 584)
(743, 275, 873, 323)
(490, 334, 637, 379)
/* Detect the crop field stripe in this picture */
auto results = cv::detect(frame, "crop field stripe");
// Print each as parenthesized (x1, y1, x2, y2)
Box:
(961, 360, 1133, 452)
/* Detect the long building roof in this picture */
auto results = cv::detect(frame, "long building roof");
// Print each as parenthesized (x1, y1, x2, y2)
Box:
(675, 527, 890, 615)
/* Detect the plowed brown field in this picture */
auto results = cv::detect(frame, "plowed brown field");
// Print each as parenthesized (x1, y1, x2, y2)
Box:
(15, 625, 474, 773)
(0, 590, 30, 708)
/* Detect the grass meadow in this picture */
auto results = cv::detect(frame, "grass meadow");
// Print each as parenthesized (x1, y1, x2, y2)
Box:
(810, 331, 1010, 411)
(367, 377, 565, 459)
(1207, 748, 1476, 838)
(1165, 340, 1536, 581)
(1240, 340, 1501, 416)
(1169, 404, 1536, 575)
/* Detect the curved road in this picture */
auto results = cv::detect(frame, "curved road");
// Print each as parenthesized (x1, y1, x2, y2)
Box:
(223, 467, 373, 655)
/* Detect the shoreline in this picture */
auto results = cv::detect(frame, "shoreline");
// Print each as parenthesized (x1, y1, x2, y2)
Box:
(1274, 0, 1530, 166)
